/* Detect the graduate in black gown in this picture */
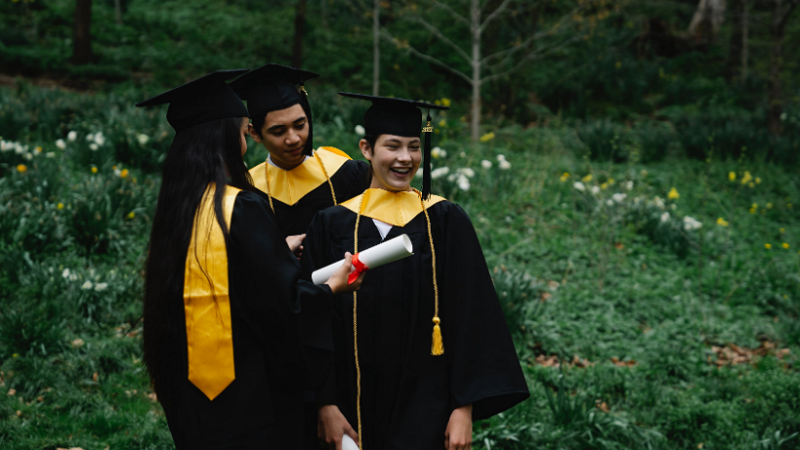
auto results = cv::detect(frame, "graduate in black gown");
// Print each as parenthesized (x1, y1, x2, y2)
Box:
(229, 64, 370, 248)
(137, 71, 364, 450)
(303, 94, 529, 450)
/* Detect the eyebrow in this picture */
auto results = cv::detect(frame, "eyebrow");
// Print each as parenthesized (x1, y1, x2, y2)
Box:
(384, 138, 420, 145)
(267, 116, 307, 132)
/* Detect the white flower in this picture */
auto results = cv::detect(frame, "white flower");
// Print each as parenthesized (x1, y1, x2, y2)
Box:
(573, 181, 585, 191)
(94, 282, 108, 292)
(683, 216, 702, 231)
(625, 181, 633, 191)
(354, 125, 365, 136)
(114, 168, 121, 176)
(457, 174, 470, 191)
(81, 281, 93, 290)
(431, 147, 447, 159)
(496, 154, 506, 162)
(652, 196, 665, 209)
(69, 273, 78, 281)
(431, 167, 450, 179)
(46, 152, 55, 158)
(612, 193, 627, 203)
(14, 143, 24, 154)
(499, 160, 511, 170)
(86, 133, 94, 142)
(67, 131, 77, 141)
(660, 212, 670, 223)
(24, 153, 33, 160)
(606, 199, 614, 206)
(89, 143, 99, 151)
(136, 133, 149, 145)
(481, 160, 492, 169)
(55, 139, 66, 150)
(590, 185, 600, 195)
(94, 132, 105, 146)
(62, 268, 71, 279)
(670, 203, 676, 210)
(459, 152, 466, 158)
(460, 168, 475, 178)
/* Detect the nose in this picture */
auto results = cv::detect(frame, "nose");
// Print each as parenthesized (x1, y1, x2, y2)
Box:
(396, 147, 412, 163)
(285, 129, 301, 147)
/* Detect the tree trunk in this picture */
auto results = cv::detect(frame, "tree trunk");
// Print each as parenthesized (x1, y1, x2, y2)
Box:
(742, 0, 749, 79)
(768, 0, 798, 135)
(688, 0, 727, 42)
(470, 0, 481, 144)
(726, 0, 743, 80)
(292, 0, 307, 68)
(373, 0, 380, 96)
(114, 0, 122, 24)
(72, 0, 93, 65)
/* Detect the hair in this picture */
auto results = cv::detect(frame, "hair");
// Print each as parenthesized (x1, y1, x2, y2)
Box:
(142, 116, 262, 404)
(362, 134, 379, 185)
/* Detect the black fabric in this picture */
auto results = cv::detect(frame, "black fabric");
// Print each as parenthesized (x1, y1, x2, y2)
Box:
(268, 159, 370, 238)
(338, 92, 448, 138)
(230, 64, 319, 120)
(136, 70, 249, 131)
(301, 200, 530, 450)
(158, 190, 333, 450)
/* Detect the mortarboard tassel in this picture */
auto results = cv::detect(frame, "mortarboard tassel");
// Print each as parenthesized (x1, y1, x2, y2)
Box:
(421, 109, 433, 200)
(420, 195, 443, 356)
(298, 80, 315, 156)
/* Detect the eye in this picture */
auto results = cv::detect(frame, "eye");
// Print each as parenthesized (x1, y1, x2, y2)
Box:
(294, 122, 306, 129)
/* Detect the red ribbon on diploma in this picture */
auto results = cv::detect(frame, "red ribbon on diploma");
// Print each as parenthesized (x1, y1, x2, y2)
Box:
(348, 253, 369, 284)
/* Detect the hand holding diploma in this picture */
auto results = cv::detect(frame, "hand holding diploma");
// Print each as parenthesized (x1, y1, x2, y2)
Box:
(312, 234, 414, 285)
(324, 253, 365, 295)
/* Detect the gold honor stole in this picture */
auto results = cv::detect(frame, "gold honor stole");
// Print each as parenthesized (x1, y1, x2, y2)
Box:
(249, 146, 353, 206)
(340, 188, 446, 227)
(183, 184, 241, 400)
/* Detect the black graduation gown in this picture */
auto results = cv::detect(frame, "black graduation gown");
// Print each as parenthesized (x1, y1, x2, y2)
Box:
(302, 200, 530, 450)
(265, 159, 370, 237)
(157, 190, 333, 450)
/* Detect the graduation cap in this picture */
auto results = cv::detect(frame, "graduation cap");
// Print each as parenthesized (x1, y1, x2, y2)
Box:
(338, 92, 449, 200)
(135, 70, 249, 131)
(230, 64, 319, 155)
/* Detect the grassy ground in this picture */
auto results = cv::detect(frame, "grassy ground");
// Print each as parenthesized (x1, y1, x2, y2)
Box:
(0, 86, 799, 449)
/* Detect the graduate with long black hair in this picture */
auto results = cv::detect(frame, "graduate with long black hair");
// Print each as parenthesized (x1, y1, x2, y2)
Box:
(138, 71, 363, 449)
(302, 94, 529, 450)
(229, 64, 370, 257)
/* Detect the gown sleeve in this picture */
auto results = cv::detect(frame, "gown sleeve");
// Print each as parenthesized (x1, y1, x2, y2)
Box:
(338, 160, 371, 201)
(300, 209, 339, 404)
(227, 190, 333, 392)
(438, 203, 530, 420)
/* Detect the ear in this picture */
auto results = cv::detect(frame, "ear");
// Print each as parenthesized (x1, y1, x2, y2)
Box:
(359, 138, 373, 161)
(248, 123, 263, 143)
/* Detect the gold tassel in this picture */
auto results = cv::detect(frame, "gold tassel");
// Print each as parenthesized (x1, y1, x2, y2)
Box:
(431, 317, 444, 355)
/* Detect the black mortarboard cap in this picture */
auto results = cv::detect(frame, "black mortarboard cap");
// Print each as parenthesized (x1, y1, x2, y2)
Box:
(135, 70, 249, 131)
(231, 64, 320, 155)
(338, 92, 449, 199)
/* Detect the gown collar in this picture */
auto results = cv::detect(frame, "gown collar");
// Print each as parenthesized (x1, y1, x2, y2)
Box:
(340, 188, 446, 227)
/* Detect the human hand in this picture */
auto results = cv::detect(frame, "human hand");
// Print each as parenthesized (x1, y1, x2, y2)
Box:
(444, 404, 472, 450)
(317, 404, 358, 450)
(285, 233, 305, 260)
(324, 253, 365, 295)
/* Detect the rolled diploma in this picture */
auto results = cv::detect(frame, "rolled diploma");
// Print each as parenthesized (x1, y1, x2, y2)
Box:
(311, 234, 413, 285)
(342, 435, 359, 450)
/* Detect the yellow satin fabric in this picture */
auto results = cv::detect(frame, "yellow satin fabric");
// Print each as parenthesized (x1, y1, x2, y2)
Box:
(340, 188, 446, 227)
(184, 184, 241, 400)
(249, 146, 352, 206)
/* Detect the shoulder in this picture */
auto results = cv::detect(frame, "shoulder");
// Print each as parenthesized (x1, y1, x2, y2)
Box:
(317, 146, 352, 160)
(427, 199, 471, 223)
(233, 189, 272, 216)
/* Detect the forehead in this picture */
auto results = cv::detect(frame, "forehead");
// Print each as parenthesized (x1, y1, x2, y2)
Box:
(264, 103, 306, 126)
(377, 134, 420, 145)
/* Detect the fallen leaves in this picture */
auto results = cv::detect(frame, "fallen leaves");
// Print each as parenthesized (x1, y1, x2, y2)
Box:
(533, 354, 594, 368)
(71, 338, 85, 348)
(595, 400, 610, 412)
(611, 356, 638, 367)
(7, 388, 15, 396)
(709, 340, 791, 367)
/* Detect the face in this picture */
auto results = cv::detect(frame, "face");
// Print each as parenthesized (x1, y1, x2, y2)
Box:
(360, 134, 421, 192)
(239, 117, 249, 157)
(249, 103, 308, 169)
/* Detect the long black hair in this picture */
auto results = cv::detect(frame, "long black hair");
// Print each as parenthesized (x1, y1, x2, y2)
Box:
(142, 116, 261, 402)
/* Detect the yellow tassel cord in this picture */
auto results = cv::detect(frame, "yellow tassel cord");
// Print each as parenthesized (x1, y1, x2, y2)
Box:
(352, 191, 367, 449)
(420, 194, 443, 356)
(262, 151, 338, 215)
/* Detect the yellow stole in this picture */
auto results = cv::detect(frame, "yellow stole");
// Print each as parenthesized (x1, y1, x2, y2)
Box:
(249, 146, 352, 206)
(340, 188, 446, 227)
(183, 184, 240, 400)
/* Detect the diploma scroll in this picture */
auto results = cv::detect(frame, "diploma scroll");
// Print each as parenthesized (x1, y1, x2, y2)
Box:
(342, 435, 359, 450)
(311, 234, 414, 285)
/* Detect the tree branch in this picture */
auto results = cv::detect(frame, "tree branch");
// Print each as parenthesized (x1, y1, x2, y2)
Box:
(431, 0, 471, 28)
(408, 13, 473, 64)
(379, 28, 474, 85)
(481, 0, 514, 32)
(481, 34, 582, 83)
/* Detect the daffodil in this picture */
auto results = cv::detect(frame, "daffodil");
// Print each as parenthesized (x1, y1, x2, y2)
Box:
(582, 174, 593, 183)
(755, 177, 761, 184)
(438, 120, 446, 127)
(780, 228, 785, 234)
(128, 212, 135, 219)
(668, 187, 679, 200)
(728, 171, 736, 182)
(479, 132, 495, 142)
(782, 243, 790, 249)
(560, 172, 570, 182)
(91, 166, 98, 174)
(748, 182, 755, 188)
(741, 171, 752, 184)
(752, 203, 758, 209)
(767, 203, 773, 209)
(749, 208, 756, 214)
(16, 164, 27, 173)
(716, 217, 729, 227)
(765, 243, 772, 250)
(441, 98, 451, 107)
(601, 183, 608, 190)
(120, 169, 129, 178)
(57, 203, 64, 210)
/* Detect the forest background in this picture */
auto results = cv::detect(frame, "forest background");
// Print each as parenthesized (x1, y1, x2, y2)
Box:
(1, 0, 799, 449)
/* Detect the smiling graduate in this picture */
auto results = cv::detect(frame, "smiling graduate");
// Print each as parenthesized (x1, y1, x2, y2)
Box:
(230, 64, 370, 253)
(302, 93, 530, 450)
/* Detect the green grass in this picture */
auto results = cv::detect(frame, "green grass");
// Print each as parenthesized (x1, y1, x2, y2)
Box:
(1, 86, 799, 449)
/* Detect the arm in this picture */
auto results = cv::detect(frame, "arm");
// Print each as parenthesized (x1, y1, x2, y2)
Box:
(444, 404, 472, 450)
